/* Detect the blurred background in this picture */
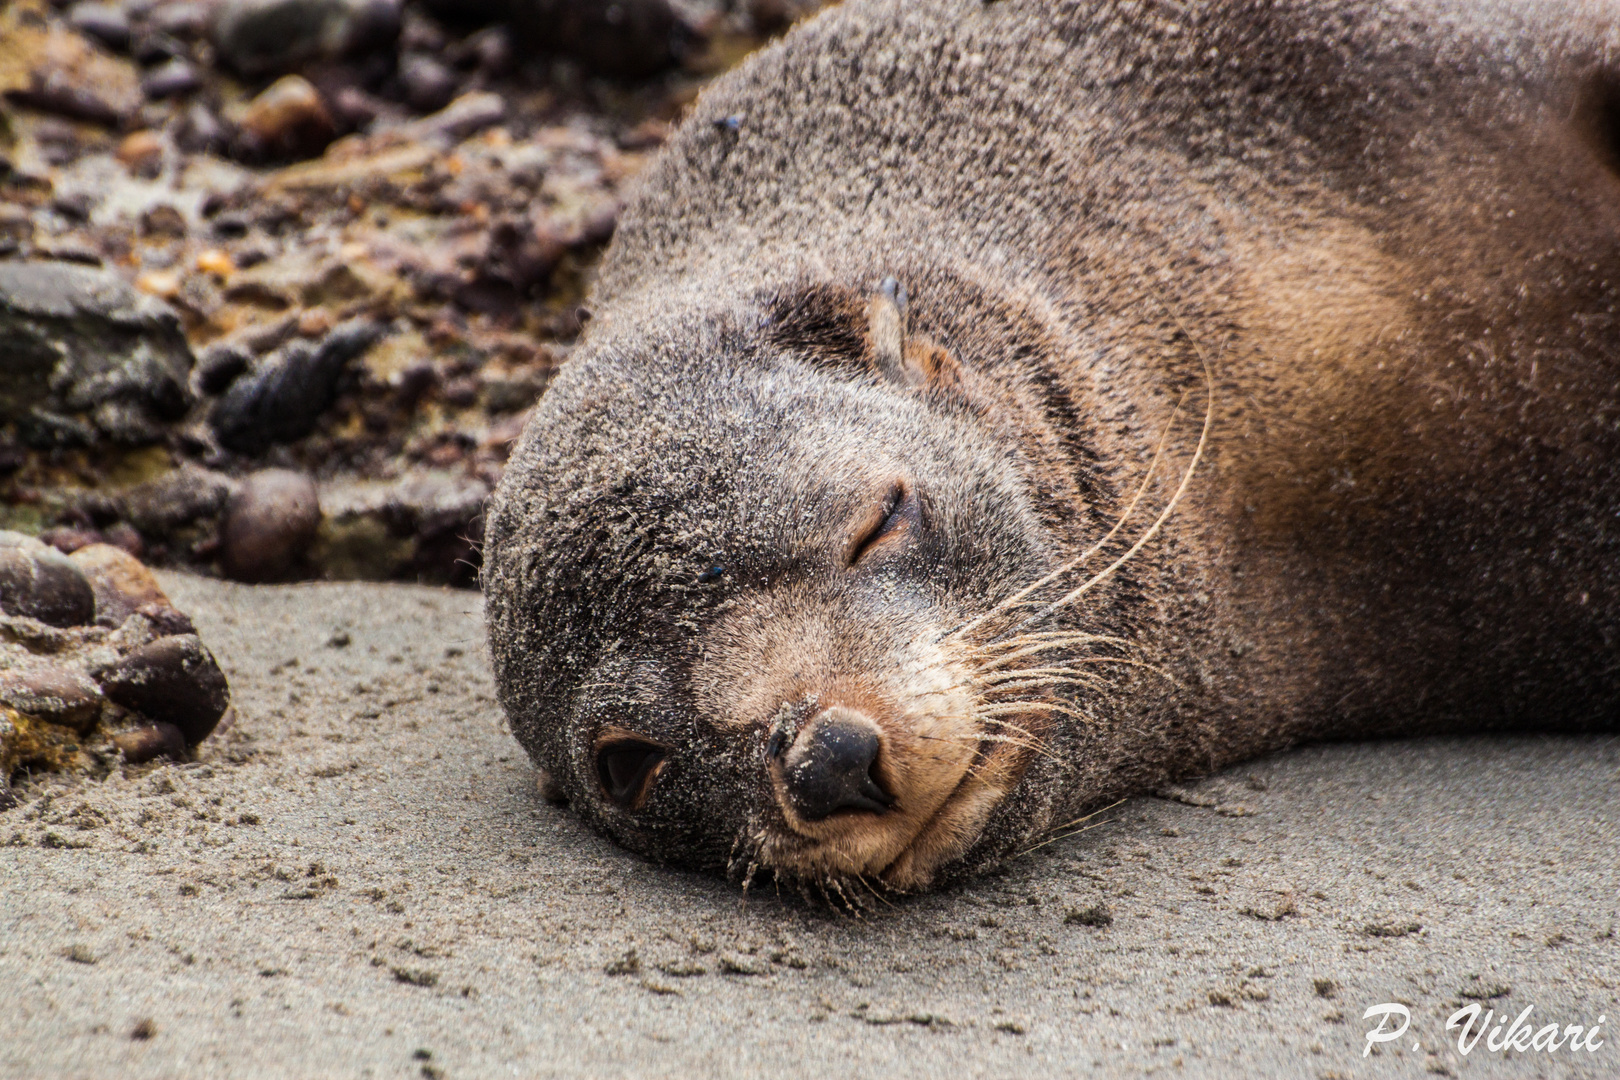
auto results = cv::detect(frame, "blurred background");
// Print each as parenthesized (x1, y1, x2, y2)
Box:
(0, 0, 831, 588)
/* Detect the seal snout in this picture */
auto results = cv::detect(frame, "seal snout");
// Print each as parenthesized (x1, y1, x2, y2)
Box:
(774, 706, 894, 821)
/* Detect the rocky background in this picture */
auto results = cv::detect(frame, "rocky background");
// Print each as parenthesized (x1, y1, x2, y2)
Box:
(0, 0, 828, 586)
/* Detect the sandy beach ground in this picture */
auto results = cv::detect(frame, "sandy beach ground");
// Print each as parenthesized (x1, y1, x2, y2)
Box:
(2, 574, 1616, 1079)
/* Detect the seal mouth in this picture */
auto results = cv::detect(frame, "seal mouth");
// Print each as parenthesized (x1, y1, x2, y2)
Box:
(753, 695, 1035, 894)
(875, 729, 1028, 891)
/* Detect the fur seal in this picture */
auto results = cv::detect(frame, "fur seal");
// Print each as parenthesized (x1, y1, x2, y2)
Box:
(484, 0, 1620, 895)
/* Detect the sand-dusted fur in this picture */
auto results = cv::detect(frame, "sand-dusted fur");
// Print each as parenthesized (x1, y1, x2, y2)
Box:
(484, 0, 1620, 894)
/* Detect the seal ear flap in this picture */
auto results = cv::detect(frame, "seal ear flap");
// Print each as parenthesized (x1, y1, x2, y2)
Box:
(867, 277, 963, 393)
(868, 277, 913, 386)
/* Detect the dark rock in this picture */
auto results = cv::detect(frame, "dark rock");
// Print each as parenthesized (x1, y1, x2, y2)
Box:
(397, 90, 503, 146)
(211, 0, 401, 77)
(506, 0, 687, 78)
(0, 536, 97, 628)
(95, 634, 230, 745)
(17, 411, 98, 450)
(50, 192, 96, 222)
(219, 469, 320, 582)
(102, 522, 145, 558)
(465, 25, 513, 75)
(175, 101, 230, 153)
(482, 214, 567, 293)
(0, 668, 103, 733)
(135, 602, 195, 637)
(235, 74, 337, 161)
(0, 261, 195, 447)
(398, 52, 458, 113)
(210, 319, 384, 453)
(416, 0, 505, 24)
(0, 205, 32, 256)
(38, 527, 105, 554)
(139, 204, 188, 238)
(117, 465, 236, 535)
(141, 57, 202, 99)
(111, 722, 188, 764)
(69, 2, 133, 52)
(746, 0, 828, 34)
(325, 83, 386, 130)
(194, 340, 252, 395)
(132, 29, 188, 64)
(148, 1, 214, 38)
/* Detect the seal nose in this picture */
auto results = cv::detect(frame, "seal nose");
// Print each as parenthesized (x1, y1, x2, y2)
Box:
(777, 707, 895, 821)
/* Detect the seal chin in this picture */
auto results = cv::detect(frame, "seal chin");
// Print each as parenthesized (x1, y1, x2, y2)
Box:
(876, 743, 1024, 891)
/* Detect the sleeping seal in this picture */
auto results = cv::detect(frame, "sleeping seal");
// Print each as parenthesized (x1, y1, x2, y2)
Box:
(483, 0, 1620, 894)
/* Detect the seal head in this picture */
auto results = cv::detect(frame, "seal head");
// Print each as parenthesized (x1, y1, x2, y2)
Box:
(484, 283, 1131, 893)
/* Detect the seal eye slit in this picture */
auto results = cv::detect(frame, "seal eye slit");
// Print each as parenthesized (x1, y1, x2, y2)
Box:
(848, 482, 916, 565)
(596, 739, 667, 809)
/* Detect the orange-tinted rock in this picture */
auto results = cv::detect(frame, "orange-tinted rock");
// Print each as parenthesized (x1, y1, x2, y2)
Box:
(70, 543, 169, 626)
(0, 667, 103, 734)
(111, 722, 187, 764)
(237, 75, 336, 161)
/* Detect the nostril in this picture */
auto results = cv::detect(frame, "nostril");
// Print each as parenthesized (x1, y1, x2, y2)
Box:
(779, 707, 894, 821)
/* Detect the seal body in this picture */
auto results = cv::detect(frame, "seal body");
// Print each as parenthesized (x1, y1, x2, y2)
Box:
(485, 0, 1620, 893)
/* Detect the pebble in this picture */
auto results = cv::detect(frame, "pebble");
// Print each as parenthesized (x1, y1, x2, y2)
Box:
(219, 469, 321, 582)
(111, 722, 188, 764)
(103, 522, 145, 558)
(116, 465, 235, 536)
(0, 206, 32, 256)
(68, 542, 171, 626)
(210, 319, 384, 453)
(95, 634, 230, 745)
(398, 91, 504, 146)
(116, 129, 166, 174)
(50, 192, 96, 223)
(136, 602, 196, 638)
(141, 57, 202, 99)
(139, 204, 188, 239)
(0, 536, 97, 628)
(69, 2, 134, 52)
(38, 527, 106, 555)
(506, 0, 686, 78)
(132, 29, 187, 64)
(236, 75, 337, 161)
(194, 340, 252, 395)
(8, 27, 144, 126)
(212, 0, 401, 77)
(176, 101, 229, 153)
(0, 668, 104, 733)
(196, 248, 235, 277)
(148, 1, 213, 38)
(398, 52, 458, 113)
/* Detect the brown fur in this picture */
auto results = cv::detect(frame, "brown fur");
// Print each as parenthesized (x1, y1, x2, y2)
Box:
(484, 0, 1620, 894)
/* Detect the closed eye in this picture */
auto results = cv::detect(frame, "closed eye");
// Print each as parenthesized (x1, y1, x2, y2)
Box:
(847, 480, 918, 565)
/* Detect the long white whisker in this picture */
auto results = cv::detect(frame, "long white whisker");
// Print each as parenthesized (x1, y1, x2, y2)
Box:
(1004, 352, 1214, 636)
(940, 392, 1188, 645)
